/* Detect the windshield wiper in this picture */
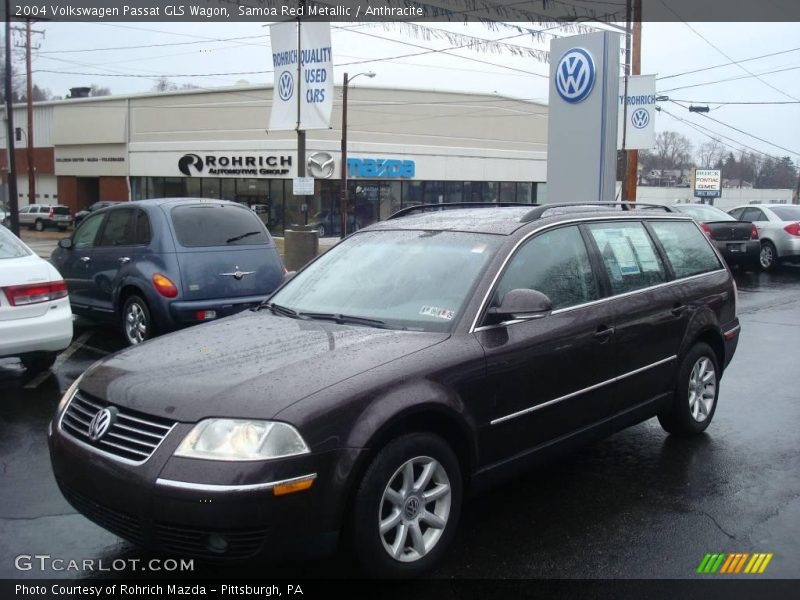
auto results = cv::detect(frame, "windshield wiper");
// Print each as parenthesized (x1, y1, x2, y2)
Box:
(226, 231, 261, 243)
(262, 302, 306, 319)
(299, 312, 389, 328)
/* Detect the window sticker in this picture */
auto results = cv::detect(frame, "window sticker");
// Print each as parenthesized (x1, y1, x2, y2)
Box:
(419, 306, 455, 320)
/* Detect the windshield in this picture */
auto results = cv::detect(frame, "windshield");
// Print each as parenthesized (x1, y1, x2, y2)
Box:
(171, 204, 271, 247)
(0, 226, 31, 259)
(771, 206, 800, 221)
(675, 204, 734, 222)
(270, 230, 501, 332)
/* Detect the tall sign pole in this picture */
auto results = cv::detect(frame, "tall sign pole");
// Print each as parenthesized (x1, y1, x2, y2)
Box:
(295, 0, 305, 181)
(624, 0, 643, 203)
(620, 0, 632, 202)
(24, 19, 35, 205)
(339, 72, 349, 239)
(4, 0, 20, 235)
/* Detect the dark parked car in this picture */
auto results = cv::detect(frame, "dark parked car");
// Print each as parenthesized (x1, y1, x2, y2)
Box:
(73, 200, 124, 227)
(51, 198, 285, 346)
(49, 203, 740, 577)
(671, 203, 760, 270)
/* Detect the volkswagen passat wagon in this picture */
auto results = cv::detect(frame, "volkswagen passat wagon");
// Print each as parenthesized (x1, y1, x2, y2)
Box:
(49, 203, 741, 577)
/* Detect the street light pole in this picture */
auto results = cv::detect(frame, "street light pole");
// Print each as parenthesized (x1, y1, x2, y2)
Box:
(339, 70, 375, 239)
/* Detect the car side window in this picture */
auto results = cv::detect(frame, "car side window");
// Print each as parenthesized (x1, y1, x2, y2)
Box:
(649, 221, 722, 279)
(493, 225, 598, 311)
(741, 208, 766, 222)
(98, 209, 136, 246)
(587, 221, 667, 295)
(728, 208, 744, 220)
(134, 210, 151, 245)
(73, 213, 105, 249)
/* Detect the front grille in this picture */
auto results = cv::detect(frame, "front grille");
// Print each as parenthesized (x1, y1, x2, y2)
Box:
(59, 483, 145, 545)
(60, 390, 175, 463)
(156, 522, 269, 559)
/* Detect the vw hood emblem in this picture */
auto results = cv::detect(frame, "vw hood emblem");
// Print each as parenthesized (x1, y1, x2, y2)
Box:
(88, 408, 115, 441)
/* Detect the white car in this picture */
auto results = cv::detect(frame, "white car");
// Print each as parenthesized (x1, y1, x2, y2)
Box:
(728, 204, 800, 270)
(0, 225, 73, 371)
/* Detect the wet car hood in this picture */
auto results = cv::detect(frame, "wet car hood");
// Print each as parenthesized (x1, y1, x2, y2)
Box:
(78, 310, 448, 423)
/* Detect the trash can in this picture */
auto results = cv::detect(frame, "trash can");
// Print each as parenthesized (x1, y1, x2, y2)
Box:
(283, 224, 319, 271)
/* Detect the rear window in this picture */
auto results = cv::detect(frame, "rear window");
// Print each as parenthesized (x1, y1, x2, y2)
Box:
(770, 206, 800, 221)
(677, 204, 734, 222)
(171, 204, 270, 247)
(650, 221, 722, 278)
(0, 227, 31, 259)
(53, 206, 70, 215)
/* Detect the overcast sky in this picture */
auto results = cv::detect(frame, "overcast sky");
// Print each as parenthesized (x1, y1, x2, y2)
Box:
(12, 20, 800, 163)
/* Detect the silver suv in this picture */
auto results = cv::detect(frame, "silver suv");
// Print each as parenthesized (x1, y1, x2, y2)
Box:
(15, 204, 73, 231)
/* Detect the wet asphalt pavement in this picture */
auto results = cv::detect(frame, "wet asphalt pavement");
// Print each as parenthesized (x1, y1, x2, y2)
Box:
(1, 267, 799, 580)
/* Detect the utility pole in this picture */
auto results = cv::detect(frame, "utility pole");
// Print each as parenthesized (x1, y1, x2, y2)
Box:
(620, 0, 633, 202)
(12, 19, 42, 206)
(3, 0, 20, 235)
(623, 0, 642, 204)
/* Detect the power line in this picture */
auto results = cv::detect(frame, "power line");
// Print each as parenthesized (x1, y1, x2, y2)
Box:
(669, 100, 800, 156)
(667, 99, 800, 105)
(657, 46, 800, 81)
(656, 0, 800, 102)
(35, 34, 271, 55)
(658, 65, 800, 94)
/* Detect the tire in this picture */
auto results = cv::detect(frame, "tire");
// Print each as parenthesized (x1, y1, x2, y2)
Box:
(34, 219, 44, 232)
(121, 295, 154, 346)
(658, 342, 720, 436)
(350, 432, 462, 578)
(317, 224, 326, 237)
(759, 240, 778, 271)
(20, 352, 58, 372)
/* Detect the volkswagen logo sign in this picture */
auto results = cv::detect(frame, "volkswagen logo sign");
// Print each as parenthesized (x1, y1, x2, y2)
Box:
(555, 48, 596, 104)
(88, 407, 115, 441)
(307, 151, 335, 178)
(278, 71, 294, 101)
(631, 108, 650, 129)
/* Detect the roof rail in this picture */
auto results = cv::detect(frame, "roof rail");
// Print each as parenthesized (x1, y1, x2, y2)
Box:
(520, 202, 674, 222)
(387, 202, 538, 220)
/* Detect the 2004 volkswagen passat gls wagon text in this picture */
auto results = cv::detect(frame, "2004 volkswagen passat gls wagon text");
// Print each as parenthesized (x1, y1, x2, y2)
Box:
(49, 203, 741, 577)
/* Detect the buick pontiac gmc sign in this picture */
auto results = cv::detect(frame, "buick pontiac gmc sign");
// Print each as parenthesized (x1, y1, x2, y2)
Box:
(178, 153, 292, 177)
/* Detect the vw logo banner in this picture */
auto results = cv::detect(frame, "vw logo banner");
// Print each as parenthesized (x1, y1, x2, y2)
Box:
(269, 22, 333, 132)
(617, 74, 657, 150)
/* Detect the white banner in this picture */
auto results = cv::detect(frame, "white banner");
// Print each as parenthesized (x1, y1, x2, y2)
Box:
(617, 74, 656, 150)
(268, 21, 333, 131)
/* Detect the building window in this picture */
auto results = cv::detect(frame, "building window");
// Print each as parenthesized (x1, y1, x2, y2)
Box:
(402, 181, 423, 207)
(499, 182, 516, 203)
(220, 179, 235, 201)
(423, 181, 445, 205)
(517, 182, 533, 204)
(200, 178, 220, 199)
(185, 177, 201, 198)
(445, 182, 463, 203)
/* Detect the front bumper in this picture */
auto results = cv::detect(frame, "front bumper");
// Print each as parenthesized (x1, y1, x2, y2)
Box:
(0, 299, 73, 358)
(49, 418, 363, 560)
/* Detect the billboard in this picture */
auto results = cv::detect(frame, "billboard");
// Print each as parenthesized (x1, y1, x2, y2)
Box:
(694, 169, 722, 198)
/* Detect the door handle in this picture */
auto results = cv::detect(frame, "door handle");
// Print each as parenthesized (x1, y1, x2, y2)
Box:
(594, 326, 615, 343)
(119, 257, 131, 264)
(80, 257, 91, 263)
(671, 304, 688, 317)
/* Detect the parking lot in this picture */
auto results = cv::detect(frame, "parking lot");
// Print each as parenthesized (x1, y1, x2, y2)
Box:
(1, 258, 798, 579)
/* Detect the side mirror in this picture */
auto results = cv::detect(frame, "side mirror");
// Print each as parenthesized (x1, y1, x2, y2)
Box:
(58, 238, 73, 250)
(487, 289, 552, 324)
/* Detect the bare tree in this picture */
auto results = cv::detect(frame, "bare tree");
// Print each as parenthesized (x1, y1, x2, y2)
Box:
(653, 131, 694, 171)
(697, 139, 724, 169)
(89, 84, 112, 97)
(152, 77, 178, 92)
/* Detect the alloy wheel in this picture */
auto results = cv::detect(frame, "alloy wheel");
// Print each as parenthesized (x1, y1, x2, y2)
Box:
(688, 356, 716, 423)
(760, 244, 774, 269)
(378, 456, 452, 563)
(125, 302, 147, 345)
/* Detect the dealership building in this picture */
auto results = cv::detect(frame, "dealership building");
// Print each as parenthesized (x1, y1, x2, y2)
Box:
(1, 84, 548, 235)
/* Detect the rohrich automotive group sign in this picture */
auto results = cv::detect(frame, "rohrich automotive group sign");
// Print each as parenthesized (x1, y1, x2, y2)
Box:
(694, 169, 722, 198)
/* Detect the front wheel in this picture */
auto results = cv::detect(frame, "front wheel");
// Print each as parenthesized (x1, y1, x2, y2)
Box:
(759, 241, 778, 271)
(350, 432, 462, 577)
(317, 224, 326, 237)
(34, 219, 44, 232)
(658, 342, 720, 436)
(121, 295, 154, 346)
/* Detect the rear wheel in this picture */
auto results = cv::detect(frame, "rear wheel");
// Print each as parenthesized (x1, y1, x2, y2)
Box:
(34, 219, 44, 232)
(317, 224, 326, 237)
(759, 241, 778, 271)
(350, 432, 462, 577)
(658, 342, 719, 436)
(121, 295, 154, 346)
(20, 352, 58, 372)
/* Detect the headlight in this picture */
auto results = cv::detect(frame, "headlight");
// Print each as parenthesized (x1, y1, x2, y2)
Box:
(174, 419, 310, 461)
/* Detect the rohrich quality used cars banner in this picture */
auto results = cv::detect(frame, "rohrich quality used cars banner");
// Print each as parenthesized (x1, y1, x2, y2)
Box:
(269, 21, 333, 131)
